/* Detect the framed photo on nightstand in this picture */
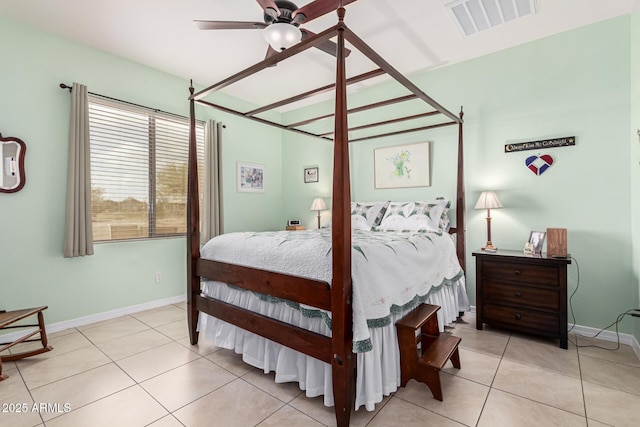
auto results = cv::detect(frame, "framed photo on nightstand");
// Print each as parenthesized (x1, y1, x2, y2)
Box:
(528, 231, 546, 255)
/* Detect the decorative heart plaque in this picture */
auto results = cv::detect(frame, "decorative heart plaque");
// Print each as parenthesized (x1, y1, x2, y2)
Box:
(525, 154, 554, 176)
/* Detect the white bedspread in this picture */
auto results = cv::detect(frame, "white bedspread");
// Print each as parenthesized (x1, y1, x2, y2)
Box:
(200, 228, 466, 352)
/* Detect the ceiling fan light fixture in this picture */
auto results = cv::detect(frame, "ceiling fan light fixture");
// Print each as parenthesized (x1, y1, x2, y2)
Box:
(263, 22, 302, 51)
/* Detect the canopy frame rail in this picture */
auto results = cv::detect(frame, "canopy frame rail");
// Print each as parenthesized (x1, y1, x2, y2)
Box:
(317, 111, 443, 137)
(244, 68, 385, 116)
(285, 94, 416, 129)
(189, 20, 462, 144)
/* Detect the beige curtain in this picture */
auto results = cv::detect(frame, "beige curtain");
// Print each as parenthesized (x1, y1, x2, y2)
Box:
(63, 83, 94, 257)
(201, 120, 224, 243)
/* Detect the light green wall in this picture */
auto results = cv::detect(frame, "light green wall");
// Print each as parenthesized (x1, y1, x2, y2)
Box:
(281, 133, 334, 230)
(0, 17, 282, 324)
(330, 17, 635, 333)
(215, 103, 284, 233)
(631, 11, 640, 341)
(276, 16, 638, 335)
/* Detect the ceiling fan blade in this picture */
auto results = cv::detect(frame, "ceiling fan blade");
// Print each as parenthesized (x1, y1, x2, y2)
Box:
(256, 0, 281, 16)
(195, 20, 267, 30)
(292, 0, 359, 24)
(301, 28, 351, 57)
(264, 45, 278, 67)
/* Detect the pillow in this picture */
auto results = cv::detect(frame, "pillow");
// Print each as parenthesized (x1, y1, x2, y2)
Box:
(351, 201, 390, 230)
(437, 197, 452, 232)
(376, 199, 451, 233)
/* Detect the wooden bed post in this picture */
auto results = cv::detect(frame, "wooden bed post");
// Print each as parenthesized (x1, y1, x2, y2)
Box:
(187, 82, 201, 345)
(456, 107, 466, 273)
(331, 6, 355, 427)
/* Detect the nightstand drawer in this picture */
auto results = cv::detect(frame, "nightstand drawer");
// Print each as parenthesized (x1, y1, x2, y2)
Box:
(483, 281, 559, 310)
(483, 303, 559, 332)
(482, 259, 558, 286)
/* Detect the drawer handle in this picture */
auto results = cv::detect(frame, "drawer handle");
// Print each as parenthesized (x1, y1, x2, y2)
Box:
(514, 313, 522, 320)
(514, 292, 521, 297)
(514, 270, 521, 275)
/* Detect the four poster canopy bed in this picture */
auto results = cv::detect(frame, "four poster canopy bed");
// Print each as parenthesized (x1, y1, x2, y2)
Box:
(187, 6, 467, 427)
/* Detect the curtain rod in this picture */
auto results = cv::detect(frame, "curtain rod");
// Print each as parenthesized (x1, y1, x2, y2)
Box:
(58, 83, 200, 122)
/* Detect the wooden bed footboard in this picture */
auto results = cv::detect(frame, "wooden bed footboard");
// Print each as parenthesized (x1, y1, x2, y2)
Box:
(196, 259, 331, 310)
(194, 294, 332, 363)
(189, 258, 332, 329)
(191, 258, 334, 364)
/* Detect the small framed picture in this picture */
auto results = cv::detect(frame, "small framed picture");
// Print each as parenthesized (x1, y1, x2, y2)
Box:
(304, 167, 319, 183)
(237, 162, 265, 193)
(528, 231, 546, 255)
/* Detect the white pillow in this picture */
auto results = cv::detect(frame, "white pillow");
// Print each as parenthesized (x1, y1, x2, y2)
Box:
(350, 215, 371, 230)
(438, 198, 451, 232)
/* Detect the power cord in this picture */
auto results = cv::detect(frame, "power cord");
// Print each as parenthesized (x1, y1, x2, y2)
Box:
(567, 256, 638, 351)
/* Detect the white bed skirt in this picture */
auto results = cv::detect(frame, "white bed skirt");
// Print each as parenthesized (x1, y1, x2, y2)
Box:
(200, 277, 469, 411)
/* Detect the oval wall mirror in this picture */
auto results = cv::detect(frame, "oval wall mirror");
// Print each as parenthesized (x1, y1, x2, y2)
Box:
(0, 133, 27, 193)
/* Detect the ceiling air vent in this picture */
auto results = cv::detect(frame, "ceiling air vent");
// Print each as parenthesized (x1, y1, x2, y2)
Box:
(447, 0, 537, 36)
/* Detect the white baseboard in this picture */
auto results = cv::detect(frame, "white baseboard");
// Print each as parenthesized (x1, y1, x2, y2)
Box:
(570, 324, 640, 359)
(0, 294, 187, 344)
(468, 305, 640, 359)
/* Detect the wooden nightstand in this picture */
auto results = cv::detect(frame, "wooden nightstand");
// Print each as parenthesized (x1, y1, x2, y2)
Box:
(473, 249, 571, 349)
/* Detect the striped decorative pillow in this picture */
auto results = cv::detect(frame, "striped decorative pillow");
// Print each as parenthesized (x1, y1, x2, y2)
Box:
(351, 201, 390, 230)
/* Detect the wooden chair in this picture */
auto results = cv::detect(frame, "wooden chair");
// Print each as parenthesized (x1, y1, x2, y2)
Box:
(0, 306, 53, 380)
(396, 303, 461, 401)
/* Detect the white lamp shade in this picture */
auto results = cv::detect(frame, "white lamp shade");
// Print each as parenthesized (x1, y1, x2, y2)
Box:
(474, 191, 503, 210)
(310, 198, 327, 211)
(263, 23, 302, 51)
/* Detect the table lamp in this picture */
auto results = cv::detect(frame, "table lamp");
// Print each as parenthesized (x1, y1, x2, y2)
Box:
(474, 191, 503, 252)
(310, 198, 327, 229)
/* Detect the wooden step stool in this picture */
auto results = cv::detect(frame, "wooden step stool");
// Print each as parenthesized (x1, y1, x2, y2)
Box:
(0, 306, 53, 381)
(396, 303, 461, 401)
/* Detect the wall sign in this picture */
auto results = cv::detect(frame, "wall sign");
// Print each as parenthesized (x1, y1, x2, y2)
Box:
(505, 136, 575, 153)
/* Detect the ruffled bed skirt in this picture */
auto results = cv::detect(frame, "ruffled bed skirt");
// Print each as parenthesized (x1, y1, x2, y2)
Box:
(200, 277, 469, 411)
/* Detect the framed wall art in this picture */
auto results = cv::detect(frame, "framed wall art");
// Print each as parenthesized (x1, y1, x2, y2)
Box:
(237, 162, 265, 193)
(374, 142, 430, 189)
(304, 166, 318, 183)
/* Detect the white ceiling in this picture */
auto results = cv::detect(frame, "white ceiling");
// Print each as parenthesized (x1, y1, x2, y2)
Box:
(0, 0, 634, 108)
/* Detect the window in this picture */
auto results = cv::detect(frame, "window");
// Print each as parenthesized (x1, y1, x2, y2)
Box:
(88, 95, 205, 241)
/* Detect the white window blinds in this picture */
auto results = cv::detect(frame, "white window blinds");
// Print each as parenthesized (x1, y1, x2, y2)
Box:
(88, 95, 204, 241)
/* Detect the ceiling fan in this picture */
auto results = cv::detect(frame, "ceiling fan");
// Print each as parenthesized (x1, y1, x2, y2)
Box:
(195, 0, 356, 60)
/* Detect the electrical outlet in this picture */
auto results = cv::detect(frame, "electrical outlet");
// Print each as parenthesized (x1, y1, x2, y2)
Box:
(155, 272, 163, 284)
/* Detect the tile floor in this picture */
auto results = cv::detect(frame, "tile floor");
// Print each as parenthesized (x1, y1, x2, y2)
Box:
(1, 303, 639, 427)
